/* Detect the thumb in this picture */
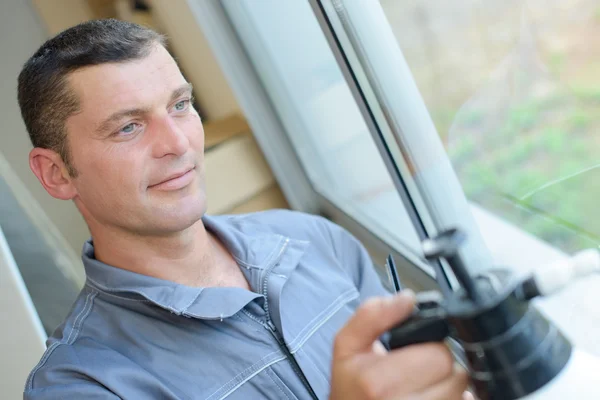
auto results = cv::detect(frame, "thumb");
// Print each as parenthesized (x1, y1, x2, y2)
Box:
(334, 291, 416, 360)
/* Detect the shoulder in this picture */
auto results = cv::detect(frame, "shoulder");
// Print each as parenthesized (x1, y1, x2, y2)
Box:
(25, 341, 82, 391)
(220, 209, 365, 260)
(24, 287, 101, 392)
(223, 209, 339, 242)
(23, 338, 122, 399)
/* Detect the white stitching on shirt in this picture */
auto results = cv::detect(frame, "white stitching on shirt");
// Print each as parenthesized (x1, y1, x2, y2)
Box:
(216, 355, 287, 400)
(25, 343, 61, 391)
(86, 277, 181, 314)
(266, 369, 292, 400)
(232, 236, 284, 269)
(299, 347, 329, 389)
(211, 351, 279, 397)
(181, 289, 202, 312)
(288, 288, 359, 352)
(231, 255, 263, 270)
(66, 290, 96, 345)
(85, 282, 151, 303)
(205, 350, 286, 400)
(26, 290, 98, 390)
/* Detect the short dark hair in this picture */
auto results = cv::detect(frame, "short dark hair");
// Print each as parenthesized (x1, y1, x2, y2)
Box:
(17, 19, 165, 177)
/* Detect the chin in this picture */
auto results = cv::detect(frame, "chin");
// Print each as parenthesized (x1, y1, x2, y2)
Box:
(158, 193, 206, 230)
(167, 215, 204, 233)
(142, 181, 206, 232)
(150, 209, 204, 234)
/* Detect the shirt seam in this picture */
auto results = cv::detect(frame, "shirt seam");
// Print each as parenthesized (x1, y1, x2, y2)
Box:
(288, 288, 359, 351)
(216, 355, 287, 400)
(299, 347, 330, 390)
(25, 290, 98, 390)
(85, 281, 152, 303)
(265, 368, 292, 400)
(86, 277, 182, 313)
(181, 289, 202, 312)
(231, 235, 284, 269)
(319, 216, 339, 260)
(205, 350, 286, 400)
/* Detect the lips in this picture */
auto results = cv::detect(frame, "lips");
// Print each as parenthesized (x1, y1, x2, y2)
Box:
(149, 166, 196, 191)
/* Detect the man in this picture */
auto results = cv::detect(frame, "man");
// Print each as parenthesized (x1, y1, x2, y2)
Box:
(19, 19, 469, 399)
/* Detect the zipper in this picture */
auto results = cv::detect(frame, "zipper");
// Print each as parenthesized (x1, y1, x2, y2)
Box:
(258, 238, 319, 400)
(265, 319, 319, 400)
(261, 238, 289, 321)
(240, 309, 319, 399)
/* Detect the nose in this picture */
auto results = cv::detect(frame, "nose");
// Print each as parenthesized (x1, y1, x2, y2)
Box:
(151, 115, 190, 158)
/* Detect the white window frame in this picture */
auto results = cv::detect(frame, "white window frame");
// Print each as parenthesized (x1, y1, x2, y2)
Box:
(188, 0, 439, 291)
(189, 0, 600, 354)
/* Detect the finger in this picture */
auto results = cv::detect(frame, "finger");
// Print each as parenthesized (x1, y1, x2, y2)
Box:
(390, 366, 469, 400)
(360, 343, 454, 398)
(334, 292, 415, 360)
(463, 391, 475, 400)
(372, 340, 388, 355)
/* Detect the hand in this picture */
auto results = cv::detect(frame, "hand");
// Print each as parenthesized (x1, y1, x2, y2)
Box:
(329, 292, 471, 400)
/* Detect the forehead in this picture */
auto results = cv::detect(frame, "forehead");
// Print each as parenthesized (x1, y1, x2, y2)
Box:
(67, 45, 186, 114)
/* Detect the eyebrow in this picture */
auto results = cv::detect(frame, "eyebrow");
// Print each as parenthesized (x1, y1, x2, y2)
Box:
(95, 82, 194, 135)
(169, 82, 194, 104)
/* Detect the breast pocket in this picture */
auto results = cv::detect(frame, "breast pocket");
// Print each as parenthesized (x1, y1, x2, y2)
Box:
(283, 284, 361, 400)
(223, 367, 300, 400)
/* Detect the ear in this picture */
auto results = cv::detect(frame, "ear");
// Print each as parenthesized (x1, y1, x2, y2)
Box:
(29, 148, 77, 200)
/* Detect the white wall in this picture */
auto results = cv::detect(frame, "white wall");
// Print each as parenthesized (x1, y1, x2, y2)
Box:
(0, 1, 90, 256)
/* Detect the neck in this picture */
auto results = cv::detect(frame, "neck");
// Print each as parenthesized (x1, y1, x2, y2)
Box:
(89, 219, 249, 289)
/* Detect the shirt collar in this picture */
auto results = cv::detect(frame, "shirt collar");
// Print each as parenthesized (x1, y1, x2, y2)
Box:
(82, 214, 292, 319)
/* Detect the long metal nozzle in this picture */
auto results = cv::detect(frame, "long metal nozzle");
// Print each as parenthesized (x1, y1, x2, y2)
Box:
(422, 229, 485, 304)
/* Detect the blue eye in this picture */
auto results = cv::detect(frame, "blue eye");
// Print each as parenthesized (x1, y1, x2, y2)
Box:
(120, 123, 138, 134)
(174, 100, 189, 112)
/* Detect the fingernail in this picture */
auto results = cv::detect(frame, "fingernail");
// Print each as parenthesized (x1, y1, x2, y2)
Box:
(387, 290, 415, 305)
(364, 297, 381, 307)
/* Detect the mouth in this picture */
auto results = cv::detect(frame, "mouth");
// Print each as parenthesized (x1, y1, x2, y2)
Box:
(149, 166, 196, 191)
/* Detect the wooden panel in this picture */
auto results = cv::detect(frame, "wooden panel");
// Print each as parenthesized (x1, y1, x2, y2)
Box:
(86, 0, 117, 19)
(146, 0, 240, 120)
(203, 114, 251, 149)
(205, 135, 274, 214)
(228, 185, 289, 215)
(32, 0, 94, 35)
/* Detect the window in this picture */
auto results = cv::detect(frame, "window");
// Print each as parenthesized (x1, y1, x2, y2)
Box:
(317, 0, 600, 356)
(220, 0, 423, 260)
(381, 0, 600, 254)
(193, 0, 600, 355)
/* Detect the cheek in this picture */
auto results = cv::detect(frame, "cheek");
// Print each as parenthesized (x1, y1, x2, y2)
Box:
(81, 148, 145, 193)
(183, 112, 205, 149)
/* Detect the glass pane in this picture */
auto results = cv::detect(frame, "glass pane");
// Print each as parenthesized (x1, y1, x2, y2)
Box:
(222, 0, 422, 256)
(380, 0, 600, 355)
(381, 0, 600, 254)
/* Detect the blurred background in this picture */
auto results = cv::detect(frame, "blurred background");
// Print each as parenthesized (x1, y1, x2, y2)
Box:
(387, 0, 600, 252)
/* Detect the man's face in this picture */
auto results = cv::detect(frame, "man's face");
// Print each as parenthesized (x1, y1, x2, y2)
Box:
(64, 44, 206, 236)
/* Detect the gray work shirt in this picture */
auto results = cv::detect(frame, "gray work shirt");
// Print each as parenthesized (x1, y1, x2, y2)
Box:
(24, 210, 390, 399)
